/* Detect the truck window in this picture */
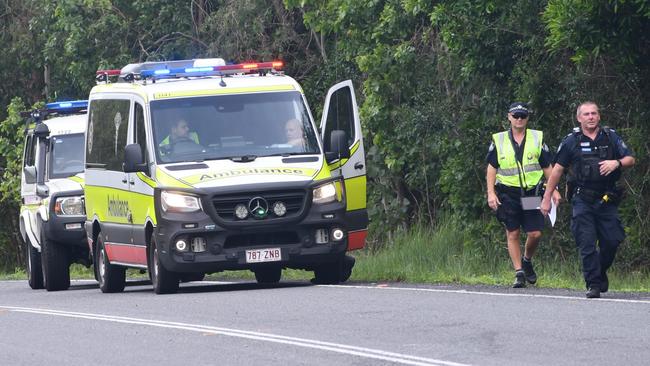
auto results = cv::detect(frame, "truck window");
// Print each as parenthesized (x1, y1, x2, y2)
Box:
(23, 135, 36, 167)
(86, 99, 130, 170)
(49, 133, 84, 178)
(133, 102, 149, 169)
(150, 91, 320, 164)
(323, 86, 355, 151)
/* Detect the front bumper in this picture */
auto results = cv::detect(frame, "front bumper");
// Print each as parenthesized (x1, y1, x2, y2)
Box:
(154, 179, 356, 273)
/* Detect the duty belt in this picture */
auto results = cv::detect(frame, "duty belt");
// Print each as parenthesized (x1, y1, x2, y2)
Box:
(575, 187, 620, 205)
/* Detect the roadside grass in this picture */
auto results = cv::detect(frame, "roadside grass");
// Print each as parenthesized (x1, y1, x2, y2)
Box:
(349, 221, 650, 292)
(2, 222, 649, 292)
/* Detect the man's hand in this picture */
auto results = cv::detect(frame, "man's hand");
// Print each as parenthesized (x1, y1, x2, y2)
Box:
(487, 192, 501, 211)
(552, 190, 561, 206)
(540, 197, 551, 216)
(599, 160, 620, 176)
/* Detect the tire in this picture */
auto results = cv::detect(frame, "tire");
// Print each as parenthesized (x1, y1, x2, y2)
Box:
(180, 273, 205, 283)
(254, 266, 282, 284)
(26, 238, 44, 290)
(95, 233, 126, 293)
(41, 235, 70, 291)
(313, 255, 355, 285)
(149, 238, 179, 294)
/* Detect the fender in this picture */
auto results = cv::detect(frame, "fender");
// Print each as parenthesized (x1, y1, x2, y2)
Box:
(20, 210, 41, 251)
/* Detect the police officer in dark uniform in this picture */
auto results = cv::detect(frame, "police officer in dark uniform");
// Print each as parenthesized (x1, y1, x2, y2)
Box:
(541, 101, 635, 298)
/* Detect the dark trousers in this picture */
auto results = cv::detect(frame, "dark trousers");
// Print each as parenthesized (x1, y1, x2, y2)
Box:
(570, 196, 625, 288)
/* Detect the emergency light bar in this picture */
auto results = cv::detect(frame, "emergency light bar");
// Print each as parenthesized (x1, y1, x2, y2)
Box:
(20, 100, 88, 133)
(45, 100, 88, 113)
(139, 61, 284, 80)
(95, 59, 284, 83)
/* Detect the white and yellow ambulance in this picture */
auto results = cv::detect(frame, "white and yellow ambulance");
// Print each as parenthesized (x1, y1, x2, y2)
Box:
(84, 59, 367, 293)
(19, 101, 88, 291)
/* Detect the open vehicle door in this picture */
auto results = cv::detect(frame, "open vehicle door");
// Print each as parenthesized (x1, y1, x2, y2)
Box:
(320, 80, 368, 250)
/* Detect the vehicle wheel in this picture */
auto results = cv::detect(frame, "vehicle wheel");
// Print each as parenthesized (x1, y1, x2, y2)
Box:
(254, 267, 282, 284)
(95, 233, 126, 293)
(41, 235, 70, 291)
(26, 238, 44, 290)
(313, 255, 355, 285)
(149, 238, 179, 294)
(180, 273, 205, 283)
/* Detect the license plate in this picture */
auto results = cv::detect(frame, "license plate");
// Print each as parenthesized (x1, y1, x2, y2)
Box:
(245, 248, 282, 263)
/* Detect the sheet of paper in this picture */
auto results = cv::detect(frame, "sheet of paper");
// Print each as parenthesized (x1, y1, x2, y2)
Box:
(549, 199, 557, 227)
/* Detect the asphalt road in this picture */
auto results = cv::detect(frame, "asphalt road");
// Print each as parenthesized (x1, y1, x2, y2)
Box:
(1, 279, 649, 366)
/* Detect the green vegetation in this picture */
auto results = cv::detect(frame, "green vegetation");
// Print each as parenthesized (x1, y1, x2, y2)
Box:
(1, 1, 649, 289)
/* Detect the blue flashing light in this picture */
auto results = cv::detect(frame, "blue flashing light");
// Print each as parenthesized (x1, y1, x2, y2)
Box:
(45, 100, 88, 113)
(141, 66, 218, 79)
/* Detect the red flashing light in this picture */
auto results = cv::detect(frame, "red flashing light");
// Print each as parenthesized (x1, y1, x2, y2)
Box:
(214, 61, 283, 73)
(96, 69, 121, 76)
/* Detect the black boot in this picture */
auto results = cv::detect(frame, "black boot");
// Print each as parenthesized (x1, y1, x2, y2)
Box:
(521, 257, 537, 284)
(513, 270, 526, 288)
(601, 272, 609, 293)
(586, 286, 601, 299)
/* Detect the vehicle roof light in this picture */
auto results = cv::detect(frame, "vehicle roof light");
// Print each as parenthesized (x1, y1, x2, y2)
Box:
(45, 100, 88, 114)
(193, 58, 226, 67)
(137, 60, 284, 80)
(96, 69, 121, 76)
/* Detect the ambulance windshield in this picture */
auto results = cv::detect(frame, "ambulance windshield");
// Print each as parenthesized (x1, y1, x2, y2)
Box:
(150, 91, 320, 164)
(49, 133, 85, 178)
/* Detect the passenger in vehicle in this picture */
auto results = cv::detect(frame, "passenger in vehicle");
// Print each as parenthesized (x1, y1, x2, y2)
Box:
(160, 119, 200, 147)
(285, 118, 304, 148)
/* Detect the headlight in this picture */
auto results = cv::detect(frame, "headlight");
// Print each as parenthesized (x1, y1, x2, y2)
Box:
(54, 196, 85, 216)
(312, 182, 338, 204)
(161, 191, 201, 213)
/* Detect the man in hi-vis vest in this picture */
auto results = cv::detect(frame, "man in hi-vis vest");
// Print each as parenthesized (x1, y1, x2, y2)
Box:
(486, 102, 561, 288)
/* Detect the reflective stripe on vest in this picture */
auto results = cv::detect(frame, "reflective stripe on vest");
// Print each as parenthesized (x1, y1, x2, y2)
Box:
(493, 129, 544, 188)
(160, 131, 200, 146)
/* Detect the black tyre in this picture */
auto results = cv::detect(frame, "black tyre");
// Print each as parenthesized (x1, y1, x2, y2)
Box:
(41, 235, 70, 291)
(26, 238, 43, 290)
(313, 255, 355, 285)
(180, 273, 205, 283)
(95, 233, 126, 293)
(254, 266, 282, 284)
(149, 238, 179, 294)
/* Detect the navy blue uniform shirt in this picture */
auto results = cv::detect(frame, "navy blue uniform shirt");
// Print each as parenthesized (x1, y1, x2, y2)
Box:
(554, 127, 634, 191)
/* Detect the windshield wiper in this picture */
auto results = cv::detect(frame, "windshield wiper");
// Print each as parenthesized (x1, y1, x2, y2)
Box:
(262, 152, 316, 157)
(230, 155, 257, 162)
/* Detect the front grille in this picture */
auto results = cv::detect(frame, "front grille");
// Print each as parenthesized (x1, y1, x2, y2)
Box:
(224, 231, 300, 249)
(212, 190, 306, 222)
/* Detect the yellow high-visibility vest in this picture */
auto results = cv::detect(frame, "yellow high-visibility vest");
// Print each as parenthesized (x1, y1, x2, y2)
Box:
(493, 129, 543, 188)
(160, 131, 200, 146)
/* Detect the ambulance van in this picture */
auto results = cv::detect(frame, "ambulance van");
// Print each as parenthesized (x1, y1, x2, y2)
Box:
(84, 59, 368, 294)
(20, 101, 89, 291)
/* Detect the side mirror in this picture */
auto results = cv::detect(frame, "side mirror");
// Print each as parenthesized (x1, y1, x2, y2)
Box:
(36, 184, 49, 198)
(123, 144, 147, 173)
(24, 166, 37, 184)
(325, 130, 350, 163)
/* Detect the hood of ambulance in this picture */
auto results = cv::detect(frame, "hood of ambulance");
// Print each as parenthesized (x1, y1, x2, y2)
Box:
(46, 174, 85, 192)
(157, 156, 327, 189)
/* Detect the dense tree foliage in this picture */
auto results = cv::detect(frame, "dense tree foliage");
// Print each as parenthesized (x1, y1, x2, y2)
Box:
(0, 0, 648, 272)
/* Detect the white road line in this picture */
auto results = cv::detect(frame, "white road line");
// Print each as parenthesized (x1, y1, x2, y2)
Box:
(0, 305, 470, 366)
(325, 284, 650, 304)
